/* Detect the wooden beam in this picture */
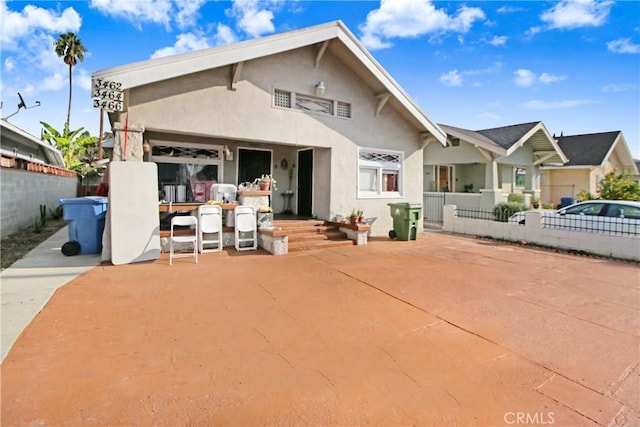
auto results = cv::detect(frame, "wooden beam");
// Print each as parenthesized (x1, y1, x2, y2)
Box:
(420, 133, 436, 149)
(375, 93, 391, 117)
(315, 41, 329, 68)
(230, 62, 244, 91)
(534, 152, 555, 165)
(475, 146, 493, 162)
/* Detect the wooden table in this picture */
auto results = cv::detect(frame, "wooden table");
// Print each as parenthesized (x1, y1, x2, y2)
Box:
(158, 202, 239, 213)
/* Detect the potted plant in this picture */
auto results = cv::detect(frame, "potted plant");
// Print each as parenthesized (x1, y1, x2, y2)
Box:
(349, 208, 358, 225)
(256, 174, 277, 191)
(356, 209, 364, 224)
(530, 197, 540, 209)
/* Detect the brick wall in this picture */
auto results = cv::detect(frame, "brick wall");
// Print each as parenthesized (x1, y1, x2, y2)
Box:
(1, 168, 78, 238)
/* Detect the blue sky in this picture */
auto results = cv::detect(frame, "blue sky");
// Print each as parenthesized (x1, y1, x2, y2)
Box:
(2, 0, 639, 158)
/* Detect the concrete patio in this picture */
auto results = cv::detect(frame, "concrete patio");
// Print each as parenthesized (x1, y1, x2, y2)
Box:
(1, 230, 638, 426)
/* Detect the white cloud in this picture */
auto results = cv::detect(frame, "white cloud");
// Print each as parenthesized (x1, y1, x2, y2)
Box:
(150, 32, 210, 59)
(524, 99, 594, 109)
(359, 0, 485, 50)
(89, 0, 173, 30)
(213, 24, 239, 46)
(478, 111, 501, 120)
(4, 56, 15, 72)
(41, 72, 67, 91)
(229, 0, 282, 38)
(514, 69, 536, 87)
(488, 35, 507, 46)
(538, 72, 566, 84)
(175, 0, 206, 29)
(607, 38, 640, 54)
(439, 69, 463, 86)
(601, 83, 637, 92)
(514, 69, 565, 86)
(464, 62, 503, 76)
(497, 6, 524, 14)
(539, 0, 612, 30)
(77, 69, 92, 91)
(1, 1, 81, 50)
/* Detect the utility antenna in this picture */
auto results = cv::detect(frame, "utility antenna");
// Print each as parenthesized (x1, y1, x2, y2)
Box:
(2, 92, 41, 120)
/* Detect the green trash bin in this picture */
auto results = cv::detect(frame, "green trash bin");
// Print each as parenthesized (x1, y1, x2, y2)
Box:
(387, 203, 423, 240)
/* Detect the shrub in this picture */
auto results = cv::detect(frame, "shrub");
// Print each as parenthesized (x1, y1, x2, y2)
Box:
(494, 202, 526, 222)
(576, 189, 596, 202)
(507, 194, 524, 204)
(48, 205, 63, 220)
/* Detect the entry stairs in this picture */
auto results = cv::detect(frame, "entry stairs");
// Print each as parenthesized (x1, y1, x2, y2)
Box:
(272, 219, 355, 252)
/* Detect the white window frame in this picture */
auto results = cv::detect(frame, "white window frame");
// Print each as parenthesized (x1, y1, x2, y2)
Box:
(357, 147, 403, 199)
(514, 167, 526, 189)
(149, 140, 224, 182)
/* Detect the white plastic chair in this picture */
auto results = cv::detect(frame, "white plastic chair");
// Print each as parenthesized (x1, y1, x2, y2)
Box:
(169, 215, 198, 265)
(234, 206, 258, 251)
(198, 204, 223, 253)
(210, 184, 237, 203)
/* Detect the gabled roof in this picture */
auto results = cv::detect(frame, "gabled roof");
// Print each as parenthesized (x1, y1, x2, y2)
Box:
(438, 121, 567, 165)
(555, 131, 637, 172)
(477, 122, 540, 151)
(92, 20, 446, 145)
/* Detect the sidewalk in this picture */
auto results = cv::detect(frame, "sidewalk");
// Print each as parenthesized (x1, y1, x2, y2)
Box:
(0, 226, 101, 361)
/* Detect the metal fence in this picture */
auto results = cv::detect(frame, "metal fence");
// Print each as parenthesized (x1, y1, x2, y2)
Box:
(456, 206, 497, 221)
(543, 215, 640, 237)
(423, 192, 446, 224)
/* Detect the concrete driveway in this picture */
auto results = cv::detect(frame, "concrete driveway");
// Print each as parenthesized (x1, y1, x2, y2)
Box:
(1, 232, 638, 426)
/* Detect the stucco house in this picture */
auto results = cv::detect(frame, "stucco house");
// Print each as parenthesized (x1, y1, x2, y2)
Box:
(542, 131, 639, 204)
(91, 20, 446, 238)
(422, 121, 566, 217)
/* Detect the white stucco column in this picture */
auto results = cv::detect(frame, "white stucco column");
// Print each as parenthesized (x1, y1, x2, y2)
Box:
(479, 158, 504, 208)
(112, 121, 145, 162)
(102, 120, 146, 262)
(484, 158, 498, 189)
(525, 165, 541, 199)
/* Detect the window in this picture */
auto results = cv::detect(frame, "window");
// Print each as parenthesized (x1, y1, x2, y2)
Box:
(358, 148, 403, 198)
(274, 89, 291, 108)
(150, 141, 223, 202)
(273, 88, 351, 119)
(514, 167, 526, 188)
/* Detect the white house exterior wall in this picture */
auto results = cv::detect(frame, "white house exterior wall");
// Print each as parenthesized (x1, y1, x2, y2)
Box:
(126, 45, 424, 235)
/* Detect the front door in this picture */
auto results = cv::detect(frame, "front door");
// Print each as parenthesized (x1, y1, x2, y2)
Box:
(297, 149, 313, 217)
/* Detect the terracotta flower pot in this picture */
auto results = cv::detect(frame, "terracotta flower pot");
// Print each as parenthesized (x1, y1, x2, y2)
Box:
(259, 180, 270, 191)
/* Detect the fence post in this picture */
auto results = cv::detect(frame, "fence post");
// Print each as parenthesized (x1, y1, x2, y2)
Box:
(443, 204, 456, 232)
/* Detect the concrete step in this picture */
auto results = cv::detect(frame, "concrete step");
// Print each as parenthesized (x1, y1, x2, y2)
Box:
(288, 239, 355, 252)
(287, 231, 348, 243)
(273, 219, 325, 228)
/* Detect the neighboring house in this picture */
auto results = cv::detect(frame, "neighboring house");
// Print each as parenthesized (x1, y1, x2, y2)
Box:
(423, 121, 566, 211)
(0, 119, 76, 238)
(543, 131, 639, 204)
(91, 20, 446, 236)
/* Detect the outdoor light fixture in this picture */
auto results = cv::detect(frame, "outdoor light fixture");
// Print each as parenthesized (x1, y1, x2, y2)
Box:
(315, 81, 326, 96)
(223, 145, 232, 161)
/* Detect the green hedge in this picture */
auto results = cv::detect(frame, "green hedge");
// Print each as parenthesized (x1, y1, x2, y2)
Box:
(494, 202, 526, 222)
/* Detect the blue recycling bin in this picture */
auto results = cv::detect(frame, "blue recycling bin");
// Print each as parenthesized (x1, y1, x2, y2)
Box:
(59, 196, 108, 255)
(560, 197, 574, 208)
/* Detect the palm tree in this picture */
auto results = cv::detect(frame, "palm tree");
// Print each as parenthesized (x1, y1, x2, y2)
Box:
(54, 32, 87, 131)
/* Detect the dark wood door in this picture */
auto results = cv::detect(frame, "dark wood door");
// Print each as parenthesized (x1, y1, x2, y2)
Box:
(297, 149, 313, 217)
